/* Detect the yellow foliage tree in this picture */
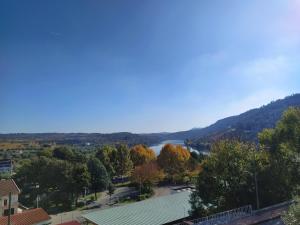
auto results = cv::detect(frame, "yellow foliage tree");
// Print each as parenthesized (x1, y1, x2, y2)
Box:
(157, 143, 190, 177)
(130, 145, 156, 167)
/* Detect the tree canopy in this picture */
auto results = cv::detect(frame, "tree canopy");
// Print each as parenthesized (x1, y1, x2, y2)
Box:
(190, 107, 300, 217)
(130, 144, 156, 167)
(131, 162, 164, 194)
(157, 144, 190, 179)
(88, 158, 109, 199)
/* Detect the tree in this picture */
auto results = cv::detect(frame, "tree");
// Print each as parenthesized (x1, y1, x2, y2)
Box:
(189, 140, 268, 217)
(107, 183, 115, 203)
(96, 145, 117, 176)
(131, 162, 164, 194)
(157, 144, 190, 179)
(52, 146, 74, 161)
(258, 107, 300, 206)
(259, 107, 300, 154)
(14, 155, 90, 211)
(130, 145, 156, 167)
(113, 144, 133, 177)
(70, 164, 90, 205)
(190, 107, 300, 217)
(282, 197, 300, 225)
(87, 158, 109, 199)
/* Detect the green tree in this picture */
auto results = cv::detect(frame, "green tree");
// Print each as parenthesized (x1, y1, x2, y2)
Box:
(14, 155, 90, 211)
(87, 158, 109, 199)
(52, 146, 74, 161)
(70, 163, 90, 205)
(114, 144, 133, 177)
(258, 107, 300, 205)
(190, 108, 300, 217)
(189, 140, 268, 216)
(107, 183, 115, 202)
(282, 197, 300, 225)
(96, 145, 117, 176)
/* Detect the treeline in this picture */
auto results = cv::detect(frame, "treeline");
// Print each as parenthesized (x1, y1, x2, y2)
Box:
(188, 94, 300, 149)
(0, 132, 163, 147)
(190, 107, 300, 217)
(14, 140, 205, 213)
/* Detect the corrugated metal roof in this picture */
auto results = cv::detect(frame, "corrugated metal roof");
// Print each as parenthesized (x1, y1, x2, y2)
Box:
(82, 191, 191, 225)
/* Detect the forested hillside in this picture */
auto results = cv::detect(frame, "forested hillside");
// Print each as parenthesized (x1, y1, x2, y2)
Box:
(0, 132, 164, 148)
(184, 94, 300, 150)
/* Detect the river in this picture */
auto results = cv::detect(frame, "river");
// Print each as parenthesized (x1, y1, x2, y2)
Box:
(149, 139, 199, 155)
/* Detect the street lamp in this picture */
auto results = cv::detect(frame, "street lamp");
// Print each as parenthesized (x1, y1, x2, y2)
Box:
(36, 184, 40, 208)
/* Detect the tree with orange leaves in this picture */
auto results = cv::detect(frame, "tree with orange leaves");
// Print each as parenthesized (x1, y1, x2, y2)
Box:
(130, 144, 156, 167)
(131, 162, 164, 194)
(157, 143, 190, 177)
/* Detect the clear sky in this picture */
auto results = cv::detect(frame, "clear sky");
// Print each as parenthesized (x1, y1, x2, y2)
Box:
(1, 0, 300, 133)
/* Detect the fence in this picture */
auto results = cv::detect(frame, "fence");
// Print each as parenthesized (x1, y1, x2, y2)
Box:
(177, 205, 252, 225)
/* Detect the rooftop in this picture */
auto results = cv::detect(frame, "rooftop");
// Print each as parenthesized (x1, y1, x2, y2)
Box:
(0, 179, 20, 197)
(82, 191, 191, 225)
(0, 208, 51, 225)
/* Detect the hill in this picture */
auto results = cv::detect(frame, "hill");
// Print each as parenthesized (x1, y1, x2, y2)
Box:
(0, 132, 164, 149)
(177, 94, 300, 150)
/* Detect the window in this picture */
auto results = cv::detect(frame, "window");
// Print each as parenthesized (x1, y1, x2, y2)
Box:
(3, 208, 14, 216)
(4, 199, 7, 206)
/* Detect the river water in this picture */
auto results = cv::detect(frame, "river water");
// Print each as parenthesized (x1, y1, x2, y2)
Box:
(149, 139, 199, 155)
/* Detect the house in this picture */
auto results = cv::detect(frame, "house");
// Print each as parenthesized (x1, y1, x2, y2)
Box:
(0, 179, 20, 216)
(0, 208, 51, 225)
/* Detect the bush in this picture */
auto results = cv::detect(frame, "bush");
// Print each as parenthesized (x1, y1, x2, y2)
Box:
(76, 201, 85, 207)
(137, 193, 152, 201)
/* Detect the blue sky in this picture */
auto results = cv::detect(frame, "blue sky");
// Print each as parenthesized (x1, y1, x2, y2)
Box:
(1, 0, 300, 133)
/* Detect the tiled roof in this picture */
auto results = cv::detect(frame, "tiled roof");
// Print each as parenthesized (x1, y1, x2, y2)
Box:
(0, 179, 20, 196)
(82, 191, 191, 225)
(57, 221, 81, 225)
(0, 208, 51, 225)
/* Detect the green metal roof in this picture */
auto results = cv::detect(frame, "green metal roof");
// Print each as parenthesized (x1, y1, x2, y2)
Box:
(82, 191, 191, 225)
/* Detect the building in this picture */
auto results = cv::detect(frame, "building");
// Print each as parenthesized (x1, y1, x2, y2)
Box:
(0, 179, 20, 216)
(0, 160, 13, 174)
(82, 191, 191, 225)
(0, 208, 51, 225)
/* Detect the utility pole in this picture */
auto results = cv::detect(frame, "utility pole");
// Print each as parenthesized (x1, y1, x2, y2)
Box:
(8, 192, 11, 225)
(36, 184, 40, 208)
(253, 147, 260, 210)
(254, 171, 260, 209)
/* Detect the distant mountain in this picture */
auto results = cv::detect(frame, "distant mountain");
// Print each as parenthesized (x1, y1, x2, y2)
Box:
(172, 94, 300, 150)
(1, 94, 299, 150)
(0, 132, 163, 147)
